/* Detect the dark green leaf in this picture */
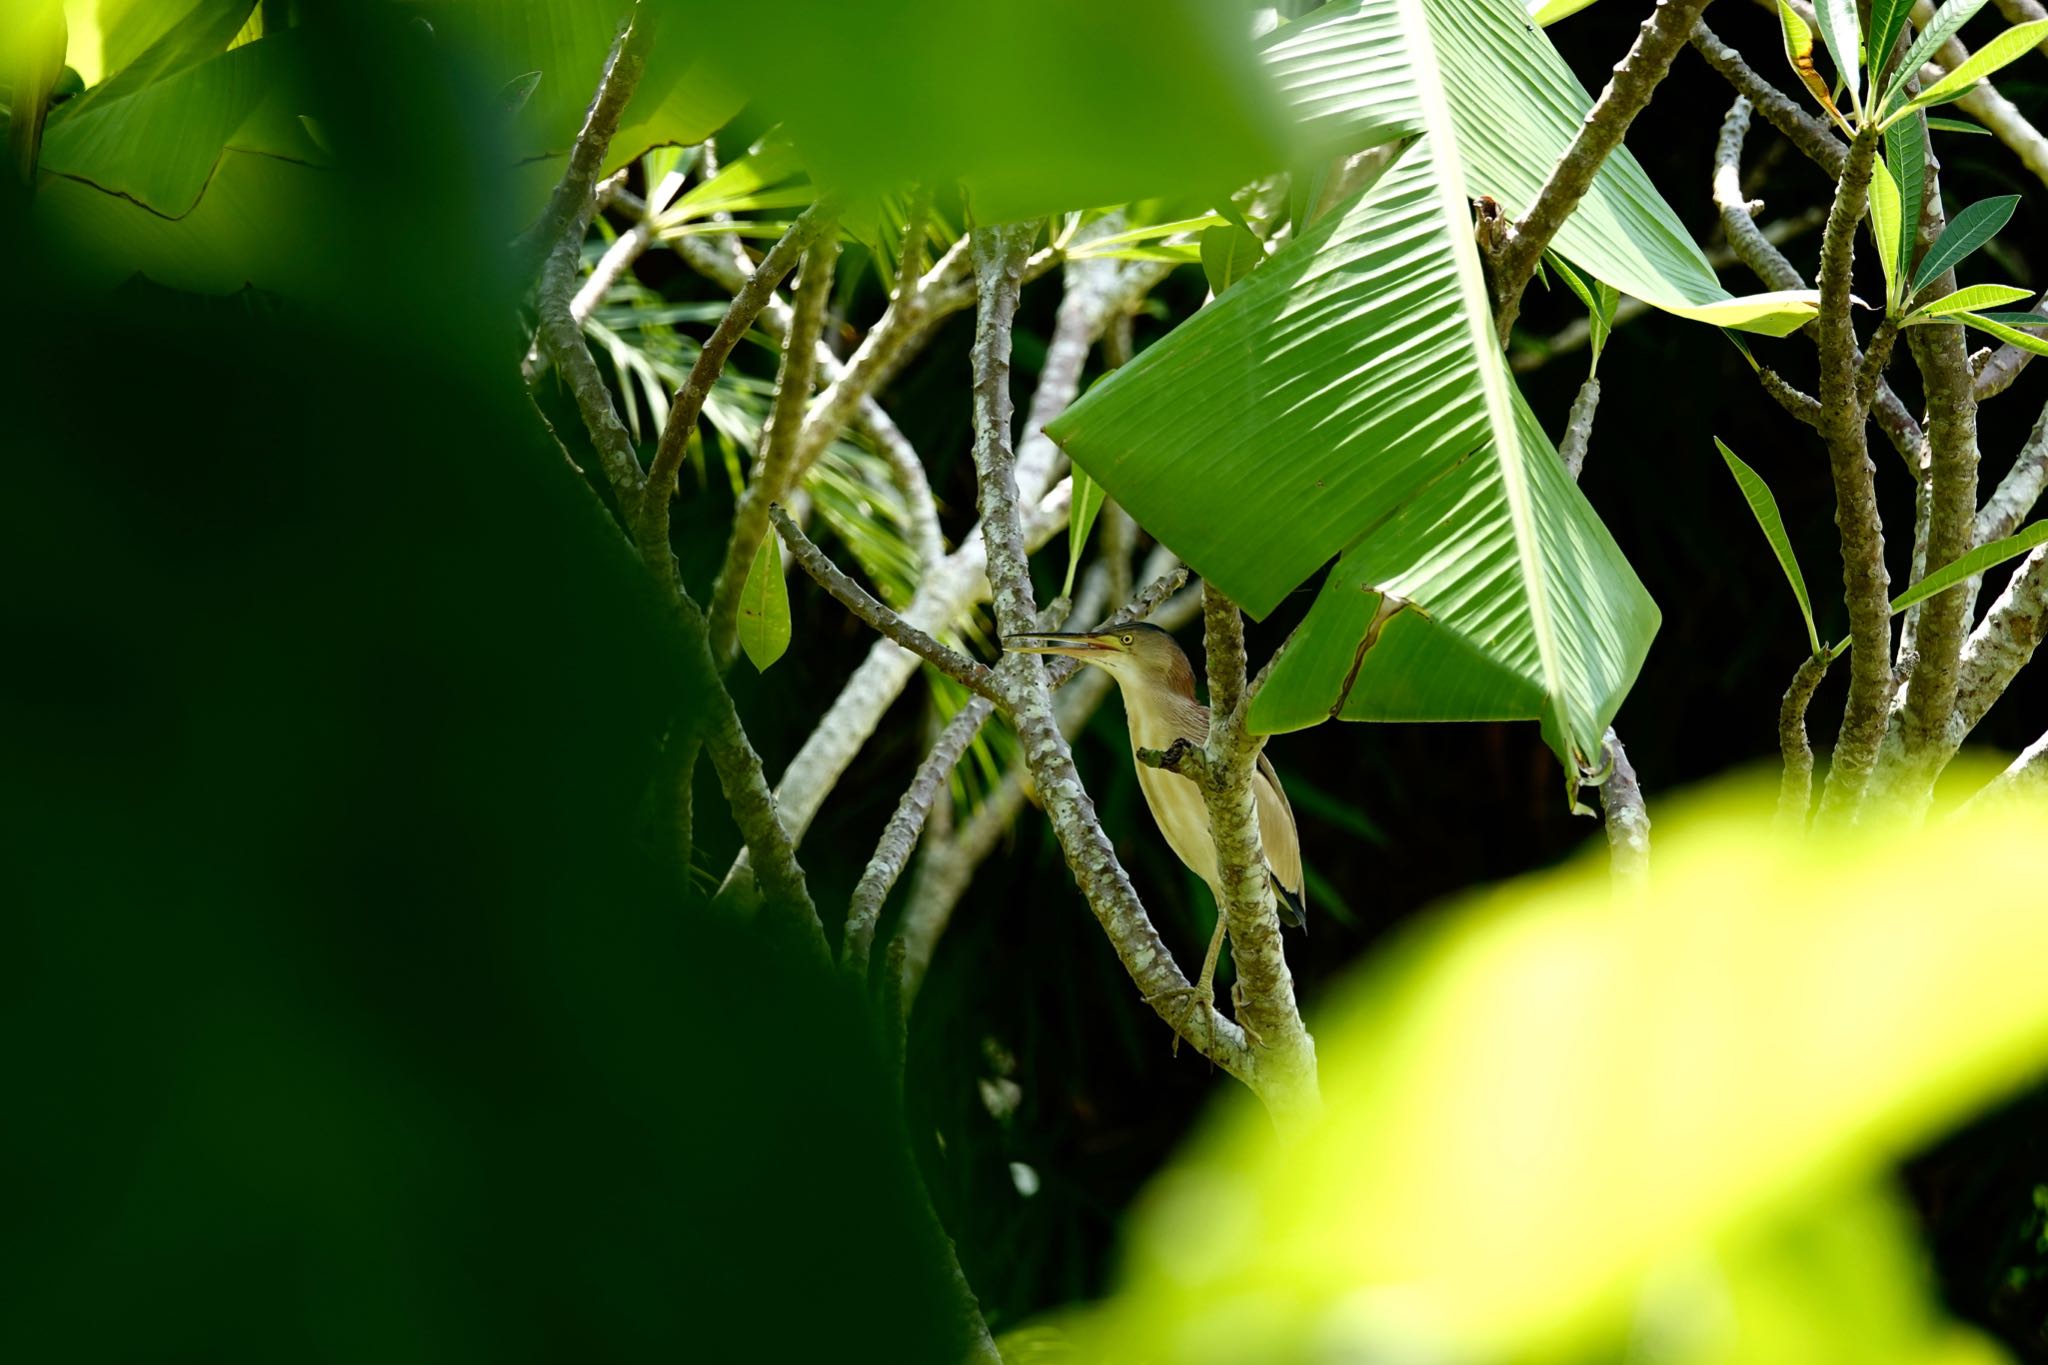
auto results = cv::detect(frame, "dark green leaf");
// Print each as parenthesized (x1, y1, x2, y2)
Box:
(1969, 309, 2048, 326)
(1883, 117, 1925, 289)
(1200, 222, 1266, 297)
(1716, 438, 1820, 656)
(1879, 0, 1990, 115)
(1866, 0, 1915, 79)
(1925, 116, 1991, 134)
(1911, 194, 2019, 294)
(736, 533, 791, 672)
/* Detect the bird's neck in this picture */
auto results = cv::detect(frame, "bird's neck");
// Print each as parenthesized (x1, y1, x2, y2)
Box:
(1118, 678, 1211, 752)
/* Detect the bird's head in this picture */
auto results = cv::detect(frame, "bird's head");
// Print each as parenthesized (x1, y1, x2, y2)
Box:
(1001, 622, 1196, 697)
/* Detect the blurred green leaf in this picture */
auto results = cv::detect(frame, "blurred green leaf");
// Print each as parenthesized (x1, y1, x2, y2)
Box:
(1926, 116, 1991, 135)
(1198, 222, 1264, 296)
(4, 0, 68, 181)
(736, 531, 791, 672)
(664, 0, 1294, 222)
(1079, 781, 2048, 1363)
(1717, 437, 1820, 657)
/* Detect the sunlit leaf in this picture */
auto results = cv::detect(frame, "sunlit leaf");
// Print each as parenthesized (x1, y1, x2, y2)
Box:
(1905, 283, 2036, 320)
(1889, 19, 2048, 124)
(736, 529, 791, 672)
(1527, 0, 1599, 24)
(1717, 438, 1820, 657)
(1813, 0, 1862, 113)
(1889, 522, 2048, 615)
(1879, 0, 1993, 116)
(4, 0, 69, 181)
(1778, 0, 1847, 127)
(1926, 115, 1992, 134)
(1081, 782, 2048, 1363)
(1868, 157, 1903, 308)
(1912, 195, 2020, 293)
(1960, 311, 2048, 355)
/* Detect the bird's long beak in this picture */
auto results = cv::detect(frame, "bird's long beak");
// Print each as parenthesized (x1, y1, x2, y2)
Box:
(1002, 631, 1116, 657)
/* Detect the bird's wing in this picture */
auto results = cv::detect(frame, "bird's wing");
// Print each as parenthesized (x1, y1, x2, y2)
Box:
(1253, 750, 1304, 908)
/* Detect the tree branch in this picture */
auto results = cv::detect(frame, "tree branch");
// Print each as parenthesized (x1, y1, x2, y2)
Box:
(1777, 652, 1832, 828)
(1937, 545, 2048, 760)
(1975, 399, 2048, 548)
(1962, 729, 2048, 812)
(1814, 127, 1893, 823)
(1489, 0, 1718, 342)
(637, 204, 836, 566)
(1690, 19, 1847, 178)
(1712, 96, 1808, 292)
(1760, 368, 1824, 427)
(769, 504, 1002, 702)
(1595, 729, 1650, 891)
(967, 222, 1259, 1088)
(1975, 293, 2048, 402)
(706, 222, 842, 663)
(509, 12, 653, 277)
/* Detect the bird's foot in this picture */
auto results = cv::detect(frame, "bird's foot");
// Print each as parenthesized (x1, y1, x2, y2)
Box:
(1142, 984, 1214, 1057)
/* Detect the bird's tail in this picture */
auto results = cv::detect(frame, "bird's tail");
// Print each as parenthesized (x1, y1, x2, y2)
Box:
(1272, 874, 1307, 932)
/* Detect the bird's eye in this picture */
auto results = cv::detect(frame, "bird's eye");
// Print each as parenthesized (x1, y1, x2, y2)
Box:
(1121, 634, 1133, 645)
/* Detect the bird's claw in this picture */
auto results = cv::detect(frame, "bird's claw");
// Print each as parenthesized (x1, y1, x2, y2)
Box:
(1142, 984, 1215, 1058)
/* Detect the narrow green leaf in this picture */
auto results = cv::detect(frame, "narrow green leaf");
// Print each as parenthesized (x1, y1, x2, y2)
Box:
(1866, 158, 1903, 309)
(1926, 116, 1992, 134)
(1866, 0, 1915, 78)
(1527, 0, 1599, 24)
(1889, 522, 2048, 616)
(1970, 309, 2048, 326)
(1892, 19, 2048, 122)
(1777, 0, 1847, 126)
(1959, 311, 2048, 356)
(1716, 438, 1820, 656)
(1063, 464, 1109, 599)
(1883, 118, 1925, 288)
(1547, 252, 1613, 367)
(1879, 0, 1991, 115)
(1905, 283, 2035, 320)
(1813, 0, 1862, 113)
(1200, 223, 1266, 296)
(1722, 328, 1761, 372)
(1066, 213, 1228, 257)
(736, 533, 792, 671)
(1912, 195, 2019, 293)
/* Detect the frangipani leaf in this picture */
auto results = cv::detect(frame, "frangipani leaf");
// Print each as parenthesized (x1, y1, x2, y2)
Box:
(1778, 0, 1847, 127)
(1885, 116, 1926, 287)
(1889, 19, 2048, 125)
(1912, 195, 2020, 293)
(1906, 283, 2036, 320)
(1813, 0, 1862, 113)
(1081, 782, 2048, 1363)
(1889, 521, 2048, 615)
(1867, 0, 1916, 78)
(1062, 466, 1108, 600)
(1926, 116, 1991, 134)
(1717, 438, 1821, 656)
(1960, 311, 2048, 355)
(1880, 0, 1992, 115)
(1868, 157, 1904, 307)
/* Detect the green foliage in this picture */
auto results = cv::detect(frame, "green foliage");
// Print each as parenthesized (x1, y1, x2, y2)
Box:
(1885, 19, 2048, 127)
(1889, 524, 2048, 618)
(1813, 0, 1863, 114)
(1867, 0, 1917, 79)
(1914, 196, 2022, 295)
(1068, 781, 2048, 1362)
(736, 531, 791, 672)
(1063, 465, 1108, 601)
(1906, 283, 2037, 322)
(1878, 0, 1992, 120)
(1886, 116, 1928, 294)
(1717, 438, 1821, 657)
(1958, 311, 2048, 357)
(1197, 221, 1264, 296)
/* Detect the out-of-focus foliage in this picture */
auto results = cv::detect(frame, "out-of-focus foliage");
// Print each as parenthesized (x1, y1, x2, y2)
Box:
(1062, 779, 2048, 1363)
(656, 0, 1294, 222)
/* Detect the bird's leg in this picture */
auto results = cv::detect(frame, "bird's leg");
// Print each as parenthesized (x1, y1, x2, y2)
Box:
(1194, 911, 1228, 1012)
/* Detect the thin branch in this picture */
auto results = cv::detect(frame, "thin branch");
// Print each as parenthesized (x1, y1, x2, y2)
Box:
(1962, 729, 2048, 812)
(1690, 19, 1847, 178)
(867, 404, 945, 571)
(968, 222, 1258, 1087)
(535, 236, 650, 519)
(509, 13, 652, 277)
(1712, 96, 1808, 292)
(1489, 0, 1718, 342)
(1777, 652, 1831, 829)
(769, 504, 1002, 702)
(707, 223, 843, 663)
(1938, 545, 2048, 759)
(1814, 127, 1893, 823)
(637, 204, 836, 565)
(1596, 729, 1650, 892)
(1760, 368, 1824, 427)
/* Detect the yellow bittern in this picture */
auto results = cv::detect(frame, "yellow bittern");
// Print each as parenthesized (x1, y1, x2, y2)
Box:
(1003, 623, 1304, 1005)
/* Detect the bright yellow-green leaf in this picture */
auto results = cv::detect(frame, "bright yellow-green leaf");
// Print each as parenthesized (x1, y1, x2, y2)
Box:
(1778, 0, 1847, 128)
(1868, 157, 1903, 308)
(1078, 780, 2048, 1363)
(1889, 521, 2048, 615)
(736, 533, 791, 672)
(1959, 310, 2048, 356)
(4, 0, 70, 182)
(1889, 20, 2048, 125)
(1527, 0, 1599, 24)
(1906, 283, 2036, 321)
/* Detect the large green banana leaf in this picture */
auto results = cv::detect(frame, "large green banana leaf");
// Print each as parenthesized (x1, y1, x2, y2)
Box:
(1278, 0, 1817, 335)
(1046, 0, 1658, 766)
